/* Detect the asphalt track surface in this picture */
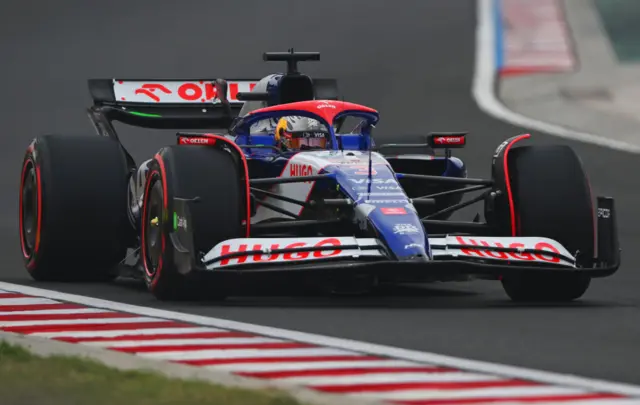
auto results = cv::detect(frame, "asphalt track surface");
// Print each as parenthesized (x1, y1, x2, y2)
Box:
(2, 0, 640, 385)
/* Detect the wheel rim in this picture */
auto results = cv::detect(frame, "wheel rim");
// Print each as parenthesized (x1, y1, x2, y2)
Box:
(21, 163, 37, 255)
(144, 181, 163, 276)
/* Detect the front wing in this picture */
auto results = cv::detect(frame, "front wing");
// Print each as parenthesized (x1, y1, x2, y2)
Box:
(202, 235, 579, 270)
(168, 197, 620, 282)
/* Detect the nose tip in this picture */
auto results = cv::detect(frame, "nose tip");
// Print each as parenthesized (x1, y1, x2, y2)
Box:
(399, 254, 430, 263)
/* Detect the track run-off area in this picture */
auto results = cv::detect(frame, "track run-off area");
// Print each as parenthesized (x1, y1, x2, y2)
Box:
(1, 0, 640, 403)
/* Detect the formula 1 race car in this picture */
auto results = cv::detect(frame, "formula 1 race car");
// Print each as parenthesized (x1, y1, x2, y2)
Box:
(18, 50, 620, 302)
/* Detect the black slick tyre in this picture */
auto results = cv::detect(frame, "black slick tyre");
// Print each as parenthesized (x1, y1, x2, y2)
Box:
(501, 145, 594, 302)
(141, 145, 246, 301)
(19, 135, 133, 281)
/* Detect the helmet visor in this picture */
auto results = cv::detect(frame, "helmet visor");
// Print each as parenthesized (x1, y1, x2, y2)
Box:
(288, 131, 328, 149)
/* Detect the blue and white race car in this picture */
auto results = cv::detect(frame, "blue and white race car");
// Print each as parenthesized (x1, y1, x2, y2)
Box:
(18, 50, 620, 302)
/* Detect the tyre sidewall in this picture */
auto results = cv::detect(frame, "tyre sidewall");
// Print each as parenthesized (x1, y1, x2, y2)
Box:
(141, 159, 178, 297)
(19, 142, 42, 274)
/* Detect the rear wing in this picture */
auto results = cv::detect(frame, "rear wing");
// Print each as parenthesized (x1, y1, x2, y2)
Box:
(87, 78, 258, 133)
(87, 77, 340, 136)
(87, 50, 340, 137)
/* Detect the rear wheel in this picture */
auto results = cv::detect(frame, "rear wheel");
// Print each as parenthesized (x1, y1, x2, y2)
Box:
(500, 145, 594, 302)
(141, 146, 247, 300)
(19, 135, 133, 281)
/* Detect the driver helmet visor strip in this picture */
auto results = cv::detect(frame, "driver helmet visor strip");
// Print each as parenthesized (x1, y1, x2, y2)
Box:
(275, 117, 329, 149)
(287, 131, 328, 148)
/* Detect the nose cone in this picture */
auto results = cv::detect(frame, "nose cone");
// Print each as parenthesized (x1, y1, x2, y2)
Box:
(331, 155, 431, 260)
(361, 203, 431, 260)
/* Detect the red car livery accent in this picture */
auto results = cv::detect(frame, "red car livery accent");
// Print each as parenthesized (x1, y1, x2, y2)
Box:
(219, 238, 343, 266)
(134, 84, 172, 102)
(455, 236, 562, 263)
(178, 136, 217, 145)
(247, 100, 378, 127)
(380, 207, 407, 215)
(290, 164, 313, 177)
(432, 135, 465, 146)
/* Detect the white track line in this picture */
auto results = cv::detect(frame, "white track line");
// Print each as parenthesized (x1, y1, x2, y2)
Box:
(1, 283, 640, 397)
(140, 347, 359, 361)
(85, 337, 284, 348)
(0, 316, 162, 327)
(205, 359, 425, 372)
(31, 327, 225, 338)
(348, 386, 588, 401)
(268, 372, 503, 385)
(473, 0, 640, 154)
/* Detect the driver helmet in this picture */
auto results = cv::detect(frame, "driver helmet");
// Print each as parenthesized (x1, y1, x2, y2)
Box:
(275, 116, 330, 150)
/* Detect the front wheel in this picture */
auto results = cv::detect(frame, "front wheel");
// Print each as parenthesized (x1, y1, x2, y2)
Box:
(499, 145, 594, 302)
(140, 145, 247, 301)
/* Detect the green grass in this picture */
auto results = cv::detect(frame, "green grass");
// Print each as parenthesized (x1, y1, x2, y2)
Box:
(0, 341, 304, 405)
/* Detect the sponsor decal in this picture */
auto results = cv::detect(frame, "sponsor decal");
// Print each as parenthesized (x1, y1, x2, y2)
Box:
(296, 131, 327, 139)
(317, 102, 336, 109)
(393, 223, 419, 235)
(349, 178, 397, 184)
(219, 238, 343, 266)
(134, 84, 171, 102)
(173, 213, 188, 231)
(290, 163, 314, 177)
(357, 192, 405, 197)
(113, 80, 257, 103)
(313, 150, 361, 157)
(352, 186, 400, 191)
(405, 243, 423, 249)
(597, 208, 611, 219)
(364, 199, 408, 204)
(177, 217, 187, 230)
(493, 139, 509, 158)
(432, 135, 465, 146)
(380, 207, 407, 215)
(178, 136, 216, 145)
(454, 236, 562, 263)
(349, 166, 377, 175)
